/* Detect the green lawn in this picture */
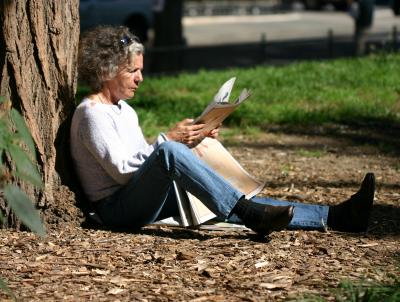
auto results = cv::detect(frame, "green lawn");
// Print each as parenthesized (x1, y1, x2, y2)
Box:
(76, 53, 400, 137)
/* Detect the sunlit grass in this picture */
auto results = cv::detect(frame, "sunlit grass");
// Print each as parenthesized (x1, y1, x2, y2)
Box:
(297, 148, 327, 158)
(76, 53, 400, 138)
(292, 273, 400, 302)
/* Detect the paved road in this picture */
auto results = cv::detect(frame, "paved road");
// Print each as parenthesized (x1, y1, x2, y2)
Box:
(183, 8, 400, 46)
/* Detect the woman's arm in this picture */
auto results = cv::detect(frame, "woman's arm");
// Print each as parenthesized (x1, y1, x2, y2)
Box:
(78, 108, 153, 184)
(166, 119, 220, 148)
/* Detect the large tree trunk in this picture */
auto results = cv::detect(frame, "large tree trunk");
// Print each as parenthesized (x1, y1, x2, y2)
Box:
(0, 0, 81, 228)
(353, 0, 374, 55)
(151, 0, 184, 73)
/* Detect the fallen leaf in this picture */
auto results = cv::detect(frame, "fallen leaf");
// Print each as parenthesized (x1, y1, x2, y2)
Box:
(255, 261, 269, 268)
(358, 243, 379, 248)
(107, 288, 126, 295)
(93, 269, 110, 275)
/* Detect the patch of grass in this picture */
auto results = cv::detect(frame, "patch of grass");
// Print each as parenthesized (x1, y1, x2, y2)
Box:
(220, 126, 262, 139)
(280, 164, 291, 176)
(293, 275, 400, 302)
(76, 54, 400, 138)
(291, 295, 325, 302)
(376, 142, 397, 154)
(334, 278, 400, 302)
(0, 278, 15, 301)
(297, 148, 327, 158)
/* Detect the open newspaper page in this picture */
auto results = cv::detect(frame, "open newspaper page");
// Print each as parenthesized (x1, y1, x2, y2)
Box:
(172, 181, 192, 226)
(186, 137, 265, 225)
(155, 134, 194, 226)
(155, 137, 264, 227)
(193, 77, 252, 135)
(155, 78, 260, 227)
(153, 182, 194, 227)
(192, 138, 265, 199)
(186, 192, 217, 226)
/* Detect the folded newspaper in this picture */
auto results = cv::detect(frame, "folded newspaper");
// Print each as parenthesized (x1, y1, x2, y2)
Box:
(155, 137, 265, 227)
(193, 77, 252, 135)
(155, 78, 263, 227)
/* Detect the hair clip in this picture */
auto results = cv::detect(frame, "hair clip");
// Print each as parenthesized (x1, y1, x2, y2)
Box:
(120, 36, 133, 46)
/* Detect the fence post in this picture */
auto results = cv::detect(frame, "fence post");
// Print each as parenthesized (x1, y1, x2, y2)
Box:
(327, 29, 334, 58)
(260, 33, 267, 63)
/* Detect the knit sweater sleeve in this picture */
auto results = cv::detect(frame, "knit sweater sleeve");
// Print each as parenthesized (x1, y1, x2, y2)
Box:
(77, 105, 155, 185)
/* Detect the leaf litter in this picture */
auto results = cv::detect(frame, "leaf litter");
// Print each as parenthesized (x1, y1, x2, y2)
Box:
(1, 128, 399, 301)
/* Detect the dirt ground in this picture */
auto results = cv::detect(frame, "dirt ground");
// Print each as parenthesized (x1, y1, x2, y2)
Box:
(1, 125, 399, 301)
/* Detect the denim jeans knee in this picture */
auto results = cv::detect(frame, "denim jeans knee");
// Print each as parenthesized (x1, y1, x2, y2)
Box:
(156, 141, 193, 174)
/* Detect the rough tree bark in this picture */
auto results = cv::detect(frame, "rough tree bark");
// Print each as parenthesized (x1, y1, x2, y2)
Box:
(0, 0, 82, 228)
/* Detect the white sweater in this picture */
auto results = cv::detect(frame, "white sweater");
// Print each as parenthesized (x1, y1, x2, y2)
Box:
(70, 99, 163, 201)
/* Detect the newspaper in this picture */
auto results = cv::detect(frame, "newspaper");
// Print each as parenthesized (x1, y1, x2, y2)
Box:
(156, 78, 262, 227)
(193, 77, 252, 135)
(158, 137, 264, 227)
(182, 138, 265, 226)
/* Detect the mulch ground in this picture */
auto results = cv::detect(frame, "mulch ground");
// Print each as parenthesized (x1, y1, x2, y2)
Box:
(1, 125, 399, 301)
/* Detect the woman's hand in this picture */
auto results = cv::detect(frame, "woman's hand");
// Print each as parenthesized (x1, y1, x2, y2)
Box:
(207, 124, 221, 139)
(166, 119, 206, 148)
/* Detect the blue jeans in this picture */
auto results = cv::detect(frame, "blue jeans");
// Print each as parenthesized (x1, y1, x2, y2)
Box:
(94, 141, 329, 230)
(228, 197, 329, 230)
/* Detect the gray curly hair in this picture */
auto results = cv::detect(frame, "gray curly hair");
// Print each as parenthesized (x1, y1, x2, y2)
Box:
(78, 26, 144, 92)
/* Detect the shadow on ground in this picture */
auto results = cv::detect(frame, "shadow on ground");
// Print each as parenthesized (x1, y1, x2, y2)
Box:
(81, 202, 400, 240)
(222, 121, 400, 158)
(369, 204, 400, 236)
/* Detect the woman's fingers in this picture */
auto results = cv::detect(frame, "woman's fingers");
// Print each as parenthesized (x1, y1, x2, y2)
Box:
(166, 119, 206, 146)
(208, 128, 219, 138)
(206, 123, 221, 138)
(186, 123, 205, 132)
(182, 118, 194, 125)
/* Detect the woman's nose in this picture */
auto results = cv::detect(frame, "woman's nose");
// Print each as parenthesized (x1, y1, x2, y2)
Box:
(136, 71, 143, 83)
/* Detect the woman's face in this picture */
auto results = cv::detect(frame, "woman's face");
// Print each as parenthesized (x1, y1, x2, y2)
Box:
(105, 54, 144, 103)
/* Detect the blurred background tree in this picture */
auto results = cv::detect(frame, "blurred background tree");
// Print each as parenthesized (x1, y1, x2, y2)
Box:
(152, 0, 185, 73)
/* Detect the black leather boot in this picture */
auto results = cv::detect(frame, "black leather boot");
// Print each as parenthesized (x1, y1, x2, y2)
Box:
(328, 173, 375, 232)
(233, 198, 294, 236)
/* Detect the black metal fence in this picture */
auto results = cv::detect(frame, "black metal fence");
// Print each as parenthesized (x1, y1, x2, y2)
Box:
(144, 26, 399, 75)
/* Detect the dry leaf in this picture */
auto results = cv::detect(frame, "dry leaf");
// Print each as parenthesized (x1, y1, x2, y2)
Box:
(358, 243, 379, 248)
(107, 288, 126, 295)
(0, 132, 399, 301)
(255, 261, 269, 268)
(93, 269, 110, 275)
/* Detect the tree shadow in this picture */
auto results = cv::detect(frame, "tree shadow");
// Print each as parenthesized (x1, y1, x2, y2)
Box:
(224, 121, 400, 157)
(81, 202, 400, 240)
(81, 203, 400, 241)
(368, 204, 400, 237)
(54, 109, 97, 224)
(80, 221, 271, 242)
(273, 120, 400, 156)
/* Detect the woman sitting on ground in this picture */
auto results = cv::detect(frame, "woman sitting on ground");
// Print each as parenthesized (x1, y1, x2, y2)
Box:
(70, 25, 375, 237)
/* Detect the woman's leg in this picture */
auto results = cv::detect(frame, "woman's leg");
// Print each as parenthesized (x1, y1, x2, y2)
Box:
(228, 197, 329, 230)
(227, 172, 375, 232)
(154, 187, 180, 221)
(94, 141, 242, 228)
